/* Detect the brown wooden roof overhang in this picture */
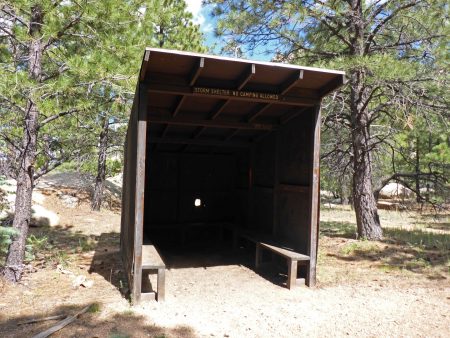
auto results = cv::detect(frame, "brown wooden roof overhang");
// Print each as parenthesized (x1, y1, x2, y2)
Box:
(139, 48, 345, 152)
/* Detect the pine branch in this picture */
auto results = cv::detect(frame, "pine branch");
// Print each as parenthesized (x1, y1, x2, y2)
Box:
(33, 159, 65, 181)
(1, 5, 29, 29)
(0, 132, 22, 153)
(370, 35, 444, 52)
(364, 1, 423, 53)
(0, 95, 26, 113)
(44, 11, 83, 50)
(38, 108, 79, 128)
(40, 64, 69, 82)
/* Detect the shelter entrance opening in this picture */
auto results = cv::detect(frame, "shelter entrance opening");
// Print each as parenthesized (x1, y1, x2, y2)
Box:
(120, 48, 345, 303)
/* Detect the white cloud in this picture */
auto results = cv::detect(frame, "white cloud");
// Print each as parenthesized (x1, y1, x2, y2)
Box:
(185, 1, 215, 33)
(185, 0, 205, 25)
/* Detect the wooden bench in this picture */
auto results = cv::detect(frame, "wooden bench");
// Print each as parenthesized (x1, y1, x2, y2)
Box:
(142, 244, 166, 301)
(237, 230, 310, 289)
(256, 241, 310, 289)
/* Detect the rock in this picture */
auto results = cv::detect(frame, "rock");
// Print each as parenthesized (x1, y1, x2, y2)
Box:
(31, 204, 60, 226)
(60, 194, 79, 208)
(72, 275, 86, 288)
(32, 191, 46, 204)
(379, 183, 414, 199)
(81, 279, 94, 288)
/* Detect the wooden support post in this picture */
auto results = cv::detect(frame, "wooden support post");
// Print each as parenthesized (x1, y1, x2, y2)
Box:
(255, 243, 261, 269)
(247, 146, 255, 229)
(273, 131, 279, 237)
(287, 259, 298, 289)
(306, 104, 321, 287)
(132, 83, 148, 304)
(157, 268, 165, 302)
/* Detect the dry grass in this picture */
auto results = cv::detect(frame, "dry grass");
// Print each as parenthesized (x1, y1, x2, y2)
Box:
(319, 204, 449, 285)
(1, 187, 449, 337)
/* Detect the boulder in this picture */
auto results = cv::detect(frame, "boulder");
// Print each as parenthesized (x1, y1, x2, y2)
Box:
(379, 183, 414, 199)
(60, 194, 79, 208)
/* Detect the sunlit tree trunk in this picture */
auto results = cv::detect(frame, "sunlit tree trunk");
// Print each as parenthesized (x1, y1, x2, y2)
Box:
(2, 5, 43, 282)
(91, 115, 109, 211)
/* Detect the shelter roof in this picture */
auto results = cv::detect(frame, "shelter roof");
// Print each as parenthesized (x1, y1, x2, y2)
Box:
(138, 48, 345, 152)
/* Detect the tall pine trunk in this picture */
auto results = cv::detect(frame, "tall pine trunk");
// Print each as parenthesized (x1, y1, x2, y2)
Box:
(91, 115, 109, 211)
(349, 69, 382, 240)
(345, 0, 382, 240)
(1, 5, 43, 282)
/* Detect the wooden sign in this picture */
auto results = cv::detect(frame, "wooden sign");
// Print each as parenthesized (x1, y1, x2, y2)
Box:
(193, 87, 279, 101)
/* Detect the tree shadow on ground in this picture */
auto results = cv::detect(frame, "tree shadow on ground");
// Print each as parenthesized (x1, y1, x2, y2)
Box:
(0, 224, 130, 299)
(320, 221, 356, 239)
(0, 302, 197, 338)
(320, 220, 449, 279)
(88, 232, 129, 297)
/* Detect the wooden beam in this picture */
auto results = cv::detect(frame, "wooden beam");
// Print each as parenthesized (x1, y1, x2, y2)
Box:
(160, 125, 169, 138)
(237, 63, 256, 90)
(185, 66, 255, 152)
(223, 129, 239, 141)
(189, 100, 233, 142)
(210, 100, 230, 120)
(247, 103, 273, 122)
(319, 75, 345, 97)
(280, 107, 309, 125)
(279, 70, 303, 95)
(133, 83, 148, 304)
(189, 57, 205, 86)
(139, 50, 151, 81)
(146, 83, 318, 106)
(172, 96, 186, 117)
(148, 136, 250, 148)
(306, 104, 321, 287)
(278, 184, 309, 193)
(273, 131, 279, 237)
(148, 115, 275, 131)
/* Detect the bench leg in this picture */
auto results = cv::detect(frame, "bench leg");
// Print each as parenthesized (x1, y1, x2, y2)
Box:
(157, 268, 165, 302)
(255, 243, 261, 269)
(287, 259, 297, 289)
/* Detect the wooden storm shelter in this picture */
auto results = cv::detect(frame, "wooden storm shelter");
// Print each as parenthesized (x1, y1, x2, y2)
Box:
(121, 48, 345, 303)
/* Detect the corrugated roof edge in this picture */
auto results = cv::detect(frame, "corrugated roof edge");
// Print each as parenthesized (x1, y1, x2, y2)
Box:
(144, 47, 346, 77)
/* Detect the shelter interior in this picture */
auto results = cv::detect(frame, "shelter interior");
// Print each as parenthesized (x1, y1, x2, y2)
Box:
(122, 48, 344, 296)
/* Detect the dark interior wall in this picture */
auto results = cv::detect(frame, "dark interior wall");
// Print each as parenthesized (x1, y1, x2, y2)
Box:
(276, 110, 313, 252)
(251, 133, 276, 233)
(250, 109, 313, 251)
(143, 148, 250, 229)
(120, 102, 138, 288)
(142, 111, 313, 253)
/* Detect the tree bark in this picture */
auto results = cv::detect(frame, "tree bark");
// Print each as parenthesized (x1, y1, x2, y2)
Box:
(347, 0, 382, 240)
(1, 5, 43, 282)
(349, 69, 382, 240)
(415, 136, 421, 203)
(91, 115, 109, 211)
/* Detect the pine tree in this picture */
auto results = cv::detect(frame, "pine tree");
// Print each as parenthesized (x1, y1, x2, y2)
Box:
(90, 0, 205, 211)
(0, 0, 204, 281)
(207, 0, 448, 239)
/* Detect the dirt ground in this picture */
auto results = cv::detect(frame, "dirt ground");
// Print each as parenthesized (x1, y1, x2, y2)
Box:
(1, 174, 449, 337)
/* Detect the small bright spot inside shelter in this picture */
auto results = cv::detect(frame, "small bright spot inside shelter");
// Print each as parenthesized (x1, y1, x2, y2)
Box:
(194, 198, 202, 207)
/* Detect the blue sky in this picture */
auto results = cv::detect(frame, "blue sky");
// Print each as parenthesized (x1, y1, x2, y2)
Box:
(185, 1, 273, 61)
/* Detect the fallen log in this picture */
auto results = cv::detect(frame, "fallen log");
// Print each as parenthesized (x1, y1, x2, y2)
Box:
(31, 305, 90, 338)
(18, 314, 66, 326)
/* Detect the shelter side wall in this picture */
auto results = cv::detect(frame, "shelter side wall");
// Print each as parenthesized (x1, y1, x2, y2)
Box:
(120, 101, 138, 293)
(275, 110, 313, 252)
